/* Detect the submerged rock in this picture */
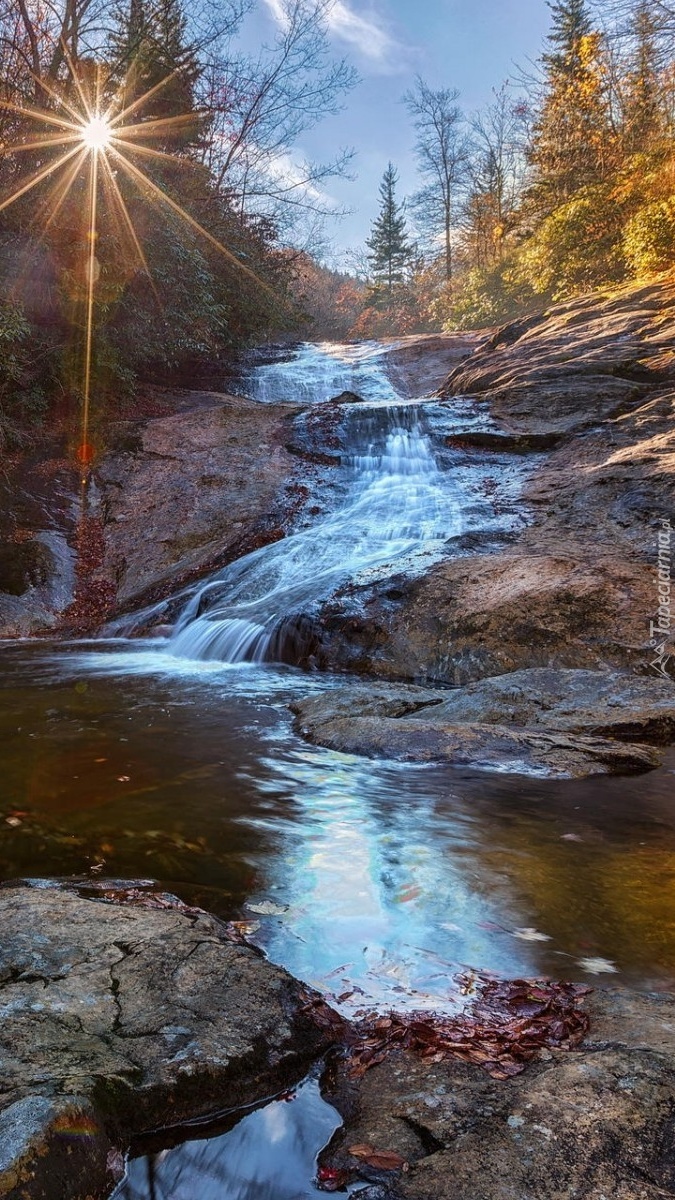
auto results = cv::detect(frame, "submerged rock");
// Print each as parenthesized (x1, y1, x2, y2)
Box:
(292, 668, 675, 777)
(0, 883, 336, 1199)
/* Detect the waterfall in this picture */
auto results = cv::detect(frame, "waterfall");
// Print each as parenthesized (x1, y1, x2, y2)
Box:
(168, 346, 460, 665)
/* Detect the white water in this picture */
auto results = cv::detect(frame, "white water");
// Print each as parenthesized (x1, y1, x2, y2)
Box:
(169, 345, 460, 664)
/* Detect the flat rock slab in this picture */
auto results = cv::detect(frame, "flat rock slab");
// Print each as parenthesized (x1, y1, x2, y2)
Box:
(0, 885, 332, 1200)
(322, 988, 675, 1200)
(292, 669, 670, 778)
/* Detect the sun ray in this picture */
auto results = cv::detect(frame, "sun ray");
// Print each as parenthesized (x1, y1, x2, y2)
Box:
(0, 144, 84, 215)
(4, 133, 82, 155)
(99, 154, 160, 304)
(113, 137, 194, 167)
(114, 112, 202, 140)
(56, 37, 95, 121)
(110, 145, 272, 291)
(81, 148, 100, 461)
(39, 148, 89, 231)
(108, 69, 181, 129)
(0, 98, 81, 133)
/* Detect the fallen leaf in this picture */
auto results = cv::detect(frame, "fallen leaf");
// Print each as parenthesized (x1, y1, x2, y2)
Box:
(5, 817, 21, 827)
(348, 1144, 407, 1171)
(245, 900, 289, 916)
(117, 775, 130, 783)
(577, 956, 618, 974)
(561, 833, 583, 842)
(317, 1165, 350, 1192)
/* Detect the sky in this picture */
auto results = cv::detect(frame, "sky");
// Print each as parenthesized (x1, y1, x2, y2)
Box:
(240, 0, 554, 265)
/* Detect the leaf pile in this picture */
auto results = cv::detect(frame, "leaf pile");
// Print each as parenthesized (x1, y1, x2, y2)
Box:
(347, 976, 590, 1081)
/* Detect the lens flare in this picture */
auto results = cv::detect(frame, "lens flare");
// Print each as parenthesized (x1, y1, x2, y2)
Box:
(81, 116, 112, 153)
(0, 57, 270, 472)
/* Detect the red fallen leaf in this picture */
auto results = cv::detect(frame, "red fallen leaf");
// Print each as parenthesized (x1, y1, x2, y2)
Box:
(317, 1165, 350, 1192)
(348, 1144, 407, 1171)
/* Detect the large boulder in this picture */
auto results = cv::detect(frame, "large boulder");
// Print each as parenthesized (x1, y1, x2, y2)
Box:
(0, 883, 335, 1200)
(291, 669, 675, 777)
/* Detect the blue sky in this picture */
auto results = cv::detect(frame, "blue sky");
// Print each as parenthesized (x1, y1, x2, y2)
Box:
(243, 1, 554, 263)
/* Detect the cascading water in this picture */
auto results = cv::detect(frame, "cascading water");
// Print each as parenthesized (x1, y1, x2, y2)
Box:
(169, 395, 461, 664)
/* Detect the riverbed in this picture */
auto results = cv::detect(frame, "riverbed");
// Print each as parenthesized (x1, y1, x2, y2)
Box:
(2, 341, 675, 1197)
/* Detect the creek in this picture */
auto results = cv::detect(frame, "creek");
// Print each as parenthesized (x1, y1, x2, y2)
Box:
(2, 342, 675, 1197)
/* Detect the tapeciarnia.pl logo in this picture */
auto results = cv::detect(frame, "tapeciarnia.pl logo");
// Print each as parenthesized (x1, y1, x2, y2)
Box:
(649, 518, 673, 680)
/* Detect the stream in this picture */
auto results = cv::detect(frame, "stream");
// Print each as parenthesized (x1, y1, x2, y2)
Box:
(3, 341, 675, 1197)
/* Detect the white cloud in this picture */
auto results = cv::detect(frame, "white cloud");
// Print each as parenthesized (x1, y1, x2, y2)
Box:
(263, 0, 403, 69)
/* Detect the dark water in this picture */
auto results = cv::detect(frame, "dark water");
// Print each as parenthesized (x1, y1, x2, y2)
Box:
(115, 1070, 346, 1200)
(4, 640, 675, 1005)
(3, 640, 675, 1196)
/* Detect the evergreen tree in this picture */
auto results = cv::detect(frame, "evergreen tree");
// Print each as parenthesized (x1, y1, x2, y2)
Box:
(622, 1, 665, 153)
(528, 0, 614, 212)
(108, 0, 201, 146)
(366, 164, 412, 291)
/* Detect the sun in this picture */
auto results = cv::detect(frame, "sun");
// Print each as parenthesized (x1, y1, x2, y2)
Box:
(0, 56, 269, 472)
(81, 116, 113, 153)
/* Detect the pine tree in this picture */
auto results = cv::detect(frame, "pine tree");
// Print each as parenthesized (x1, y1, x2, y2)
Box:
(108, 0, 201, 145)
(528, 0, 614, 212)
(622, 1, 665, 153)
(366, 164, 412, 292)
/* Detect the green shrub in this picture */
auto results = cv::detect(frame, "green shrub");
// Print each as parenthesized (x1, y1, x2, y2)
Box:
(623, 197, 675, 275)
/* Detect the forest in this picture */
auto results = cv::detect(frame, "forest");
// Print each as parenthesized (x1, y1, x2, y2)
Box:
(0, 0, 674, 450)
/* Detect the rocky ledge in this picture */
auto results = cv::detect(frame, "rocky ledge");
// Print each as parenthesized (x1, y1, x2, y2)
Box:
(291, 667, 675, 777)
(316, 278, 675, 687)
(320, 987, 675, 1200)
(0, 883, 335, 1200)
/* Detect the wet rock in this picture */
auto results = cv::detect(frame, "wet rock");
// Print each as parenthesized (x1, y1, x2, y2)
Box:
(385, 334, 486, 399)
(292, 668, 675, 777)
(317, 551, 658, 684)
(293, 709, 659, 777)
(0, 883, 335, 1200)
(330, 390, 365, 404)
(95, 394, 306, 616)
(321, 988, 675, 1200)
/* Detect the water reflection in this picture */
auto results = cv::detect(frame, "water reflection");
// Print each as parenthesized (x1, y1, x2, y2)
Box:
(116, 1072, 345, 1200)
(2, 642, 675, 998)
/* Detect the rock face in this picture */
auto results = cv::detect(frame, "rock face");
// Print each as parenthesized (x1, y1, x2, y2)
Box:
(0, 390, 322, 637)
(292, 668, 675, 777)
(385, 333, 486, 398)
(315, 280, 675, 686)
(94, 392, 306, 618)
(0, 457, 78, 638)
(0, 883, 333, 1200)
(321, 988, 675, 1200)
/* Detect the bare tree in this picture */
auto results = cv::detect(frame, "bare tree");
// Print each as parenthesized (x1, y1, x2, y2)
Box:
(198, 0, 357, 237)
(404, 76, 471, 282)
(464, 84, 530, 264)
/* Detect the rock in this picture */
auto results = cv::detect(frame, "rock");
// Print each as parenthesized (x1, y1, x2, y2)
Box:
(317, 551, 658, 684)
(95, 393, 305, 616)
(437, 280, 675, 436)
(293, 711, 660, 779)
(291, 668, 675, 777)
(315, 280, 675, 688)
(330, 390, 365, 404)
(384, 334, 486, 398)
(320, 988, 675, 1200)
(0, 883, 336, 1199)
